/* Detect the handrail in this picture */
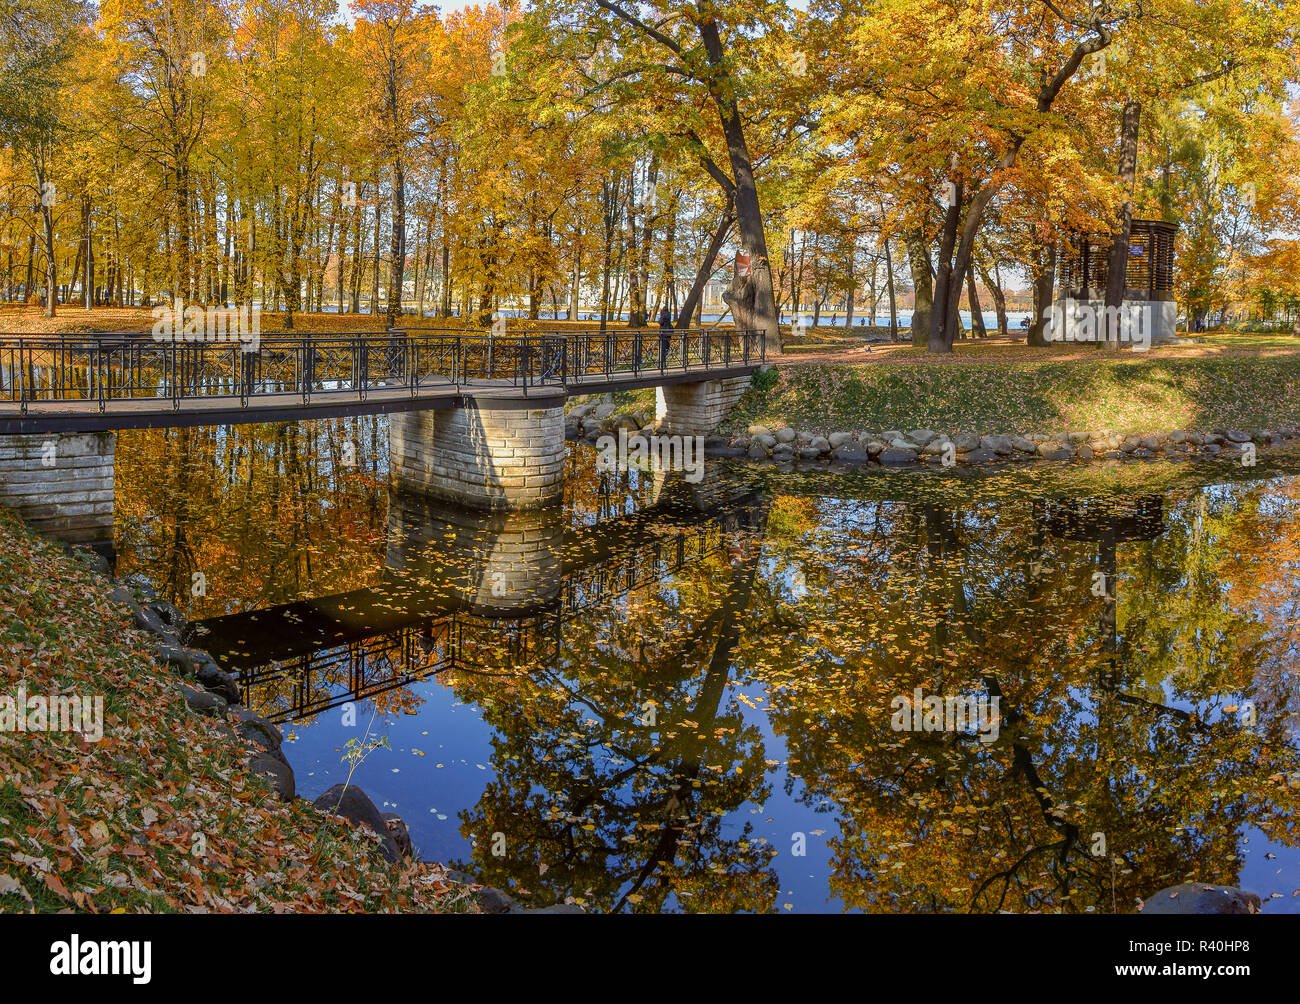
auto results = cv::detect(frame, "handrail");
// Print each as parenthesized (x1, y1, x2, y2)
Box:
(0, 327, 765, 413)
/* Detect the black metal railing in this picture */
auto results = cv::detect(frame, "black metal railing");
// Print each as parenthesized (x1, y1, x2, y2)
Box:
(0, 327, 764, 414)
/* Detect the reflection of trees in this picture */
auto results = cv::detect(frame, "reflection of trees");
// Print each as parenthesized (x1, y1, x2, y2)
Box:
(747, 483, 1300, 913)
(115, 418, 390, 615)
(449, 530, 783, 913)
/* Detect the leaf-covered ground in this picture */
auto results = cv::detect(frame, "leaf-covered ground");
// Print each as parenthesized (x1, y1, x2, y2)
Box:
(0, 508, 473, 913)
(731, 340, 1300, 437)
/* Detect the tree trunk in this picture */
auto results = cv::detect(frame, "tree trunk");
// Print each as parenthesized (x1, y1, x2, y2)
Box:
(678, 207, 734, 330)
(979, 260, 1008, 336)
(696, 16, 780, 353)
(929, 186, 962, 352)
(905, 230, 932, 347)
(966, 265, 986, 337)
(1104, 99, 1142, 345)
(1029, 240, 1056, 346)
(388, 158, 406, 329)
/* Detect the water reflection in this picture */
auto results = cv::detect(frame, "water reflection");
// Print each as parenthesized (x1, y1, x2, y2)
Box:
(112, 421, 1300, 912)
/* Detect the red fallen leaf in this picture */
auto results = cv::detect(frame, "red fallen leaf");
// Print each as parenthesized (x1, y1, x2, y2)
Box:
(43, 873, 72, 900)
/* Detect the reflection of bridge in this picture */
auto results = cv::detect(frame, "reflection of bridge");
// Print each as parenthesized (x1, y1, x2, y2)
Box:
(0, 328, 762, 542)
(193, 474, 769, 722)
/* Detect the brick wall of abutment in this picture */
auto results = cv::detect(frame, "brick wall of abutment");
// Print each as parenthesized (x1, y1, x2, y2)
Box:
(390, 394, 567, 511)
(655, 376, 751, 437)
(0, 432, 115, 544)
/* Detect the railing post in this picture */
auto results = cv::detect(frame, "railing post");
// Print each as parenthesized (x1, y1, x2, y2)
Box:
(18, 337, 27, 415)
(357, 334, 367, 403)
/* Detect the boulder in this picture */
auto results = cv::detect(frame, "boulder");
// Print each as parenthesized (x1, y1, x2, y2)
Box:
(567, 403, 593, 420)
(775, 427, 797, 444)
(980, 434, 1015, 456)
(1225, 429, 1252, 444)
(810, 436, 831, 454)
(909, 429, 938, 446)
(313, 784, 402, 863)
(952, 432, 981, 453)
(889, 437, 920, 451)
(177, 683, 227, 718)
(1139, 434, 1162, 451)
(476, 887, 520, 914)
(962, 448, 998, 464)
(382, 813, 414, 859)
(797, 447, 822, 461)
(771, 444, 796, 462)
(1075, 445, 1094, 461)
(878, 447, 918, 466)
(921, 439, 949, 456)
(832, 442, 869, 463)
(235, 709, 283, 753)
(1010, 436, 1037, 454)
(156, 642, 196, 675)
(108, 584, 140, 611)
(746, 443, 769, 460)
(68, 545, 112, 577)
(593, 402, 616, 420)
(133, 604, 175, 639)
(746, 423, 772, 438)
(828, 432, 855, 449)
(1141, 884, 1260, 916)
(1132, 447, 1154, 459)
(149, 600, 187, 633)
(196, 663, 241, 705)
(122, 573, 158, 603)
(248, 752, 295, 802)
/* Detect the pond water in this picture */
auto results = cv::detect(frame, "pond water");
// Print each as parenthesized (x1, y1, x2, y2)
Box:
(110, 418, 1300, 913)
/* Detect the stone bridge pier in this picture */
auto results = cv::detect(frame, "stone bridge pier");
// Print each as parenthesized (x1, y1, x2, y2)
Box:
(654, 376, 750, 437)
(390, 392, 567, 511)
(0, 432, 115, 545)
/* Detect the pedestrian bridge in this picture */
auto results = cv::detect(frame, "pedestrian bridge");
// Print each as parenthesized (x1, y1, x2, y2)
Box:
(0, 327, 761, 432)
(0, 327, 762, 538)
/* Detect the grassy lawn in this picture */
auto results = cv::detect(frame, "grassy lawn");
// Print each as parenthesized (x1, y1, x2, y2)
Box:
(0, 509, 472, 913)
(733, 335, 1300, 437)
